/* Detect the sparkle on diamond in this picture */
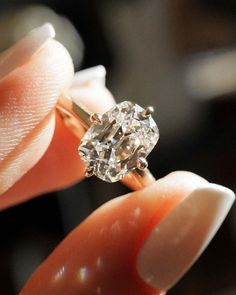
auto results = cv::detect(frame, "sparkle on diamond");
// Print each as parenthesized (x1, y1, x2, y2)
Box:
(79, 101, 159, 182)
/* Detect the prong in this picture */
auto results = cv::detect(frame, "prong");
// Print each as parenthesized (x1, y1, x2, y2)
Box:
(90, 113, 102, 124)
(141, 106, 154, 117)
(136, 146, 146, 158)
(78, 149, 85, 159)
(137, 157, 148, 170)
(85, 167, 94, 177)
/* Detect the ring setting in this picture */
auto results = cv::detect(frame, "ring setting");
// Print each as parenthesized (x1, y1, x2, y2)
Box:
(57, 94, 159, 190)
(78, 101, 159, 183)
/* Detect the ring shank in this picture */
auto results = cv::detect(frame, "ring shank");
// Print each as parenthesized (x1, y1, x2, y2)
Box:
(56, 95, 156, 191)
(122, 169, 156, 190)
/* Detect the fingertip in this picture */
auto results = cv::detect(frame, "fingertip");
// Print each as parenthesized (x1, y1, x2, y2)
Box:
(155, 170, 208, 196)
(0, 38, 74, 194)
(0, 114, 84, 210)
(69, 80, 115, 114)
(20, 170, 209, 295)
(42, 23, 56, 38)
(137, 182, 235, 291)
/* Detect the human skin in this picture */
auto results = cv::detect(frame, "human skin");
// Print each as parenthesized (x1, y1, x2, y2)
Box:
(19, 172, 207, 295)
(0, 24, 235, 294)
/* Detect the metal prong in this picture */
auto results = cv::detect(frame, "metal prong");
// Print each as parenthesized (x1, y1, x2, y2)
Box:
(141, 106, 154, 117)
(137, 157, 148, 170)
(136, 146, 146, 158)
(85, 167, 94, 177)
(90, 113, 102, 124)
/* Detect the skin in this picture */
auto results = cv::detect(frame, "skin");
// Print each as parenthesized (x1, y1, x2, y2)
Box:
(0, 40, 208, 294)
(20, 172, 207, 295)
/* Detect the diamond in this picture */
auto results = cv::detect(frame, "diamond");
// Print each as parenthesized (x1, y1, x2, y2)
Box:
(79, 101, 159, 182)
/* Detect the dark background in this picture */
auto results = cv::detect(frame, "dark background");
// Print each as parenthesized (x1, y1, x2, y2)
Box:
(0, 0, 236, 294)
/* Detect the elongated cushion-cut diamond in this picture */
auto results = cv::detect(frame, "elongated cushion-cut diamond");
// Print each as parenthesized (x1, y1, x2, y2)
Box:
(79, 101, 159, 182)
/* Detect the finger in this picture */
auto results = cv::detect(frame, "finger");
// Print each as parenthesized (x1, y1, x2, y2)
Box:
(0, 24, 74, 195)
(0, 113, 80, 209)
(20, 171, 235, 295)
(0, 75, 115, 210)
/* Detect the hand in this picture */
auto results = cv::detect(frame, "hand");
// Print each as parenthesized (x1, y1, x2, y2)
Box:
(0, 24, 235, 295)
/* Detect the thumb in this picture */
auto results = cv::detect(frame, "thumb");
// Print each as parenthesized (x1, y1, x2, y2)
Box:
(20, 171, 235, 295)
(0, 24, 74, 194)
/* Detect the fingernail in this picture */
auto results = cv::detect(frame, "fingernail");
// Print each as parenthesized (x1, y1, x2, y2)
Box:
(0, 23, 55, 80)
(137, 184, 235, 291)
(72, 65, 106, 86)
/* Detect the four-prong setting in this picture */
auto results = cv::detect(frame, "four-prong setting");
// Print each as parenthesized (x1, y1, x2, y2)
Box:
(137, 157, 148, 171)
(85, 167, 94, 178)
(79, 101, 159, 183)
(90, 113, 102, 125)
(141, 106, 154, 118)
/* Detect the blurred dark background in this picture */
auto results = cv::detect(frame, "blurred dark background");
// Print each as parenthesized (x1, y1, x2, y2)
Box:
(1, 0, 236, 294)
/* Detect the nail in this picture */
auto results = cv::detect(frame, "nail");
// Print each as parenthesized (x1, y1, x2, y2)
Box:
(72, 65, 106, 86)
(137, 183, 235, 291)
(0, 23, 55, 80)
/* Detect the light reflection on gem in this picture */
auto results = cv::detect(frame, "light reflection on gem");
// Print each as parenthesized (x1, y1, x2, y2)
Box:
(78, 266, 89, 282)
(53, 266, 65, 283)
(96, 286, 102, 294)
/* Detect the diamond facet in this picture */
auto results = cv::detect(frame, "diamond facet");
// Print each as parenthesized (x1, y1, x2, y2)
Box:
(79, 101, 159, 182)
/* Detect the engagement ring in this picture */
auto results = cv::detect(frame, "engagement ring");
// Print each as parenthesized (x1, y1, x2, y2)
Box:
(56, 95, 159, 190)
